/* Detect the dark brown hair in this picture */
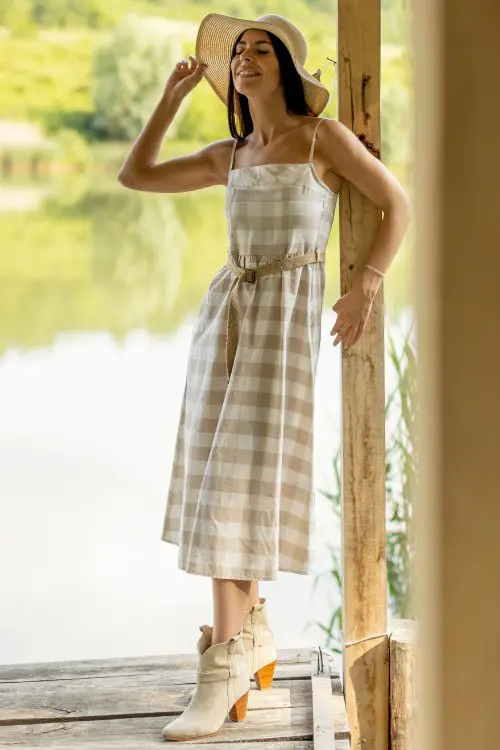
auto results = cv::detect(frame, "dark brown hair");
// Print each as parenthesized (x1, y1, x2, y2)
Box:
(227, 30, 314, 140)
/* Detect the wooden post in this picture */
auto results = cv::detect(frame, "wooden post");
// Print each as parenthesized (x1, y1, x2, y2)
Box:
(337, 1, 389, 748)
(389, 621, 417, 750)
(414, 0, 500, 749)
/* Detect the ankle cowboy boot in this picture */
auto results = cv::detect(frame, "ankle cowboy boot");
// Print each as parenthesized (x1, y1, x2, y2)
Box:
(243, 597, 277, 690)
(162, 626, 250, 741)
(188, 598, 277, 698)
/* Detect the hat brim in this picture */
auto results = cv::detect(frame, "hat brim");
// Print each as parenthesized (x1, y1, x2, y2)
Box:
(195, 13, 330, 117)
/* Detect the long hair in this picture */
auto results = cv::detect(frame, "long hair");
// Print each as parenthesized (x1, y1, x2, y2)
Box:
(227, 31, 315, 140)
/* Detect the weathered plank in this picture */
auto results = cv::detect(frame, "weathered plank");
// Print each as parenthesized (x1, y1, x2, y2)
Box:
(0, 648, 341, 724)
(311, 650, 350, 749)
(0, 707, 314, 747)
(0, 675, 312, 724)
(331, 674, 350, 744)
(311, 651, 335, 749)
(0, 647, 344, 747)
(0, 648, 313, 683)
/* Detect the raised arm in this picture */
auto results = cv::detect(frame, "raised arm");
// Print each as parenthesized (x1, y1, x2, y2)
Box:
(117, 55, 228, 194)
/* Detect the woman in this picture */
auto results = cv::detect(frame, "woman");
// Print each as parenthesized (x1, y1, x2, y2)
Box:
(118, 13, 412, 742)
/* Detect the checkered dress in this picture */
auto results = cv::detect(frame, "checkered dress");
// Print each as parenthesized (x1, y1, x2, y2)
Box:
(161, 117, 338, 580)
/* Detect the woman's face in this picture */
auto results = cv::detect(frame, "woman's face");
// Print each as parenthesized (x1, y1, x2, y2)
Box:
(230, 29, 281, 99)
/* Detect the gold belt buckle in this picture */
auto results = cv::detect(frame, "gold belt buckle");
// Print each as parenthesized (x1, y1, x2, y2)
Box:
(245, 269, 256, 283)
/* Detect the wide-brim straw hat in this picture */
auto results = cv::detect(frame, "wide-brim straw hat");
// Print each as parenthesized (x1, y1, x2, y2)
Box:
(195, 13, 330, 117)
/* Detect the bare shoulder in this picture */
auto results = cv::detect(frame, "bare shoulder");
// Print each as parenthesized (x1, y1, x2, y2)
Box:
(315, 118, 412, 211)
(316, 117, 351, 148)
(316, 117, 380, 163)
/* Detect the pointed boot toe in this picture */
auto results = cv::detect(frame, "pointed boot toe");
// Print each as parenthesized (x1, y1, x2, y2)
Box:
(162, 628, 250, 742)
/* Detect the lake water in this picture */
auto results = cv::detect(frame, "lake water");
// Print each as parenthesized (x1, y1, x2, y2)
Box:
(0, 176, 413, 666)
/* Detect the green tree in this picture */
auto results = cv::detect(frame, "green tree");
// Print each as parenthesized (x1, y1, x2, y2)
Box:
(0, 0, 122, 30)
(91, 12, 185, 141)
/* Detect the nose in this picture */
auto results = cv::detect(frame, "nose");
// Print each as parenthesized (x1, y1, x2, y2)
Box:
(239, 48, 254, 63)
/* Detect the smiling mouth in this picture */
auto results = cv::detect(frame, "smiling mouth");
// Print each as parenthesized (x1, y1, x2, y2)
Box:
(238, 72, 261, 78)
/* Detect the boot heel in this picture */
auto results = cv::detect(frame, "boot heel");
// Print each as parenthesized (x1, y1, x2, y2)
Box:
(254, 659, 276, 690)
(228, 689, 249, 721)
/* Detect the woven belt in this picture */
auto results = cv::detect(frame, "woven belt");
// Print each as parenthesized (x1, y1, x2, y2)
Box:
(224, 250, 326, 382)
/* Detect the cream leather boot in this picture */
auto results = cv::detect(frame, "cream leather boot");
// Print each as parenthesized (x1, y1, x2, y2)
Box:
(162, 626, 250, 742)
(243, 597, 277, 689)
(189, 597, 277, 697)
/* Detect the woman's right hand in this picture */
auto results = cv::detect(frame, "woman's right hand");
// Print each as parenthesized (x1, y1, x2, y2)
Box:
(165, 55, 207, 101)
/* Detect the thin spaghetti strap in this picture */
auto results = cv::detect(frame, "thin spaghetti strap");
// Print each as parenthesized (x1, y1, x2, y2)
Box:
(309, 117, 327, 163)
(228, 138, 238, 173)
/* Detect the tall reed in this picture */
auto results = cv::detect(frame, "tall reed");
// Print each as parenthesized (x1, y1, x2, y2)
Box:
(311, 319, 418, 653)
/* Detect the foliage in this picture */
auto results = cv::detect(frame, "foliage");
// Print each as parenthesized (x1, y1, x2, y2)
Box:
(381, 49, 413, 165)
(55, 128, 90, 168)
(0, 0, 131, 32)
(385, 320, 417, 618)
(0, 0, 412, 144)
(313, 319, 418, 653)
(0, 0, 411, 44)
(175, 85, 228, 144)
(91, 13, 184, 141)
(0, 32, 95, 133)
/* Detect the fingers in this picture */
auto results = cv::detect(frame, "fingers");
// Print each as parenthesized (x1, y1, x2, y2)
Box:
(330, 318, 364, 349)
(176, 58, 194, 70)
(330, 312, 345, 347)
(331, 320, 347, 347)
(334, 324, 354, 349)
(175, 56, 207, 72)
(330, 311, 348, 335)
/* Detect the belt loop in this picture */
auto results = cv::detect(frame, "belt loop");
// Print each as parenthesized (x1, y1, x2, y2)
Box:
(314, 249, 319, 262)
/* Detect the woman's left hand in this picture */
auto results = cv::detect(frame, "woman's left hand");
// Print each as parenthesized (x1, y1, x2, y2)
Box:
(330, 281, 376, 349)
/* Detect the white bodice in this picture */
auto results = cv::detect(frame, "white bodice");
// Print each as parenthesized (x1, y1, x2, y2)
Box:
(225, 162, 338, 259)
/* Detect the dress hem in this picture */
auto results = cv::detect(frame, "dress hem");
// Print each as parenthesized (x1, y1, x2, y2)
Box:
(161, 535, 310, 580)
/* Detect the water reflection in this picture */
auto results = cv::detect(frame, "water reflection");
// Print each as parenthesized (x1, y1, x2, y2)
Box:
(0, 177, 235, 352)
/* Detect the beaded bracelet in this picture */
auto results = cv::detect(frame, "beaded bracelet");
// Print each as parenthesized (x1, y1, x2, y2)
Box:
(365, 264, 385, 277)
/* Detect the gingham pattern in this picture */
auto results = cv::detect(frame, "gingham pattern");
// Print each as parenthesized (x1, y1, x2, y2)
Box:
(224, 249, 326, 383)
(161, 117, 338, 580)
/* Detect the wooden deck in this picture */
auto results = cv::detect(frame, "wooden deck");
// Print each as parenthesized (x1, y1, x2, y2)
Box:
(0, 646, 350, 748)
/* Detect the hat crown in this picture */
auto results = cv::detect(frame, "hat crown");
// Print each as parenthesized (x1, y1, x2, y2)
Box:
(254, 14, 308, 65)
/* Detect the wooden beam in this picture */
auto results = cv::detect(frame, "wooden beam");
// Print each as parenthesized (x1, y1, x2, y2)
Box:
(389, 622, 417, 750)
(414, 0, 500, 749)
(337, 1, 389, 748)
